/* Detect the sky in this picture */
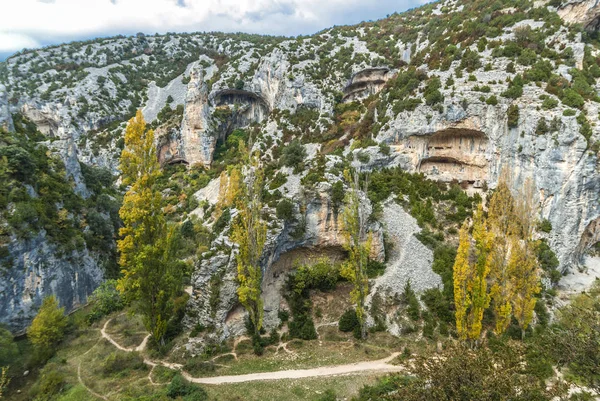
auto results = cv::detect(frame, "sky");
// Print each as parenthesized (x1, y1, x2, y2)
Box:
(0, 0, 432, 61)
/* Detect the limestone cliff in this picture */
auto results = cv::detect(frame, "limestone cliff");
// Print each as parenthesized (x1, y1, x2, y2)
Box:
(0, 84, 13, 132)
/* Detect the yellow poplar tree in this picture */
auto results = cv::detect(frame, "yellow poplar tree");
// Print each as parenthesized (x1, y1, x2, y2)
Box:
(117, 110, 181, 345)
(231, 144, 267, 336)
(488, 181, 517, 334)
(453, 221, 472, 341)
(340, 170, 371, 340)
(452, 204, 492, 343)
(468, 204, 492, 341)
(214, 170, 229, 220)
(509, 178, 541, 337)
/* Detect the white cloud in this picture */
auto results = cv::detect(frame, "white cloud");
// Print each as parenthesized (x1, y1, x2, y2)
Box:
(0, 0, 429, 56)
(0, 32, 40, 52)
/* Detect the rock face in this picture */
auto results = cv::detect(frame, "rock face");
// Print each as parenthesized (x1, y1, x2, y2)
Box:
(377, 100, 600, 271)
(558, 0, 600, 31)
(185, 182, 385, 340)
(0, 232, 104, 333)
(0, 84, 13, 132)
(342, 67, 395, 103)
(178, 67, 212, 167)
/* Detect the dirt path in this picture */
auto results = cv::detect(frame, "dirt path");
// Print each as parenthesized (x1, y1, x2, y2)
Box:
(100, 317, 404, 385)
(77, 335, 109, 400)
(183, 352, 403, 384)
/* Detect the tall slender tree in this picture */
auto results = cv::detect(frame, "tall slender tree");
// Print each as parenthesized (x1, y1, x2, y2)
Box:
(231, 144, 267, 336)
(453, 205, 492, 343)
(340, 170, 371, 339)
(509, 178, 541, 337)
(468, 204, 492, 341)
(117, 110, 181, 345)
(453, 221, 472, 341)
(488, 180, 517, 334)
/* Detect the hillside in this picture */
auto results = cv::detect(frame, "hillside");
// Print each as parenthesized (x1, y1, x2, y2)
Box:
(0, 0, 600, 399)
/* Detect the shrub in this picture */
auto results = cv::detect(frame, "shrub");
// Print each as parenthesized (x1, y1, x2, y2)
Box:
(486, 95, 498, 105)
(281, 140, 307, 173)
(424, 76, 444, 106)
(538, 219, 552, 233)
(0, 328, 18, 366)
(31, 367, 66, 401)
(87, 280, 124, 323)
(339, 309, 359, 332)
(460, 49, 482, 72)
(507, 104, 519, 128)
(276, 198, 295, 222)
(316, 389, 337, 401)
(561, 88, 585, 108)
(212, 207, 230, 235)
(403, 281, 421, 321)
(366, 259, 386, 278)
(167, 373, 208, 400)
(542, 97, 558, 110)
(331, 181, 345, 211)
(101, 352, 145, 377)
(27, 296, 67, 350)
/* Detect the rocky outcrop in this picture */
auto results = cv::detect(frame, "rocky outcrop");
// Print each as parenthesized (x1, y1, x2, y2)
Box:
(0, 84, 13, 132)
(179, 67, 211, 167)
(0, 232, 104, 333)
(377, 99, 600, 273)
(558, 0, 600, 31)
(184, 181, 385, 341)
(343, 67, 395, 103)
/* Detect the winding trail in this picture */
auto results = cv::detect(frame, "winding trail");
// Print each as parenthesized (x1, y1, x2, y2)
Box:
(98, 317, 404, 386)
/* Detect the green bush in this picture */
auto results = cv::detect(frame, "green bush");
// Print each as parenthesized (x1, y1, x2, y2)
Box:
(87, 280, 124, 323)
(486, 95, 498, 105)
(538, 219, 552, 233)
(276, 198, 295, 222)
(0, 327, 18, 367)
(167, 373, 208, 400)
(507, 104, 519, 128)
(101, 352, 146, 377)
(561, 88, 585, 108)
(331, 181, 345, 211)
(31, 367, 66, 401)
(281, 140, 307, 173)
(403, 281, 420, 321)
(339, 309, 359, 332)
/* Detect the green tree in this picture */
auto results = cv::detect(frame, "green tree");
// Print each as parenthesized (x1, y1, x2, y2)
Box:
(340, 170, 371, 339)
(27, 296, 67, 350)
(117, 110, 181, 345)
(0, 328, 18, 367)
(231, 144, 267, 336)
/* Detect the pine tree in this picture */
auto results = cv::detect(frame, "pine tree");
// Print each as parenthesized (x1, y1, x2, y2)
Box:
(340, 170, 371, 340)
(117, 110, 181, 345)
(231, 144, 267, 336)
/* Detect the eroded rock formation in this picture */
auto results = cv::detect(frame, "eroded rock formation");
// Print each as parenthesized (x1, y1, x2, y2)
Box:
(0, 84, 13, 132)
(558, 0, 600, 31)
(185, 181, 385, 340)
(343, 67, 394, 103)
(0, 233, 104, 333)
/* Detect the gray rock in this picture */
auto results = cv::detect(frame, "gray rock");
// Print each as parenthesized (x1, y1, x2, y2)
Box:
(0, 232, 104, 333)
